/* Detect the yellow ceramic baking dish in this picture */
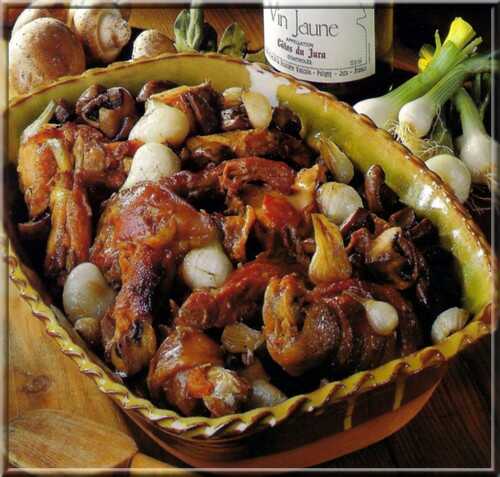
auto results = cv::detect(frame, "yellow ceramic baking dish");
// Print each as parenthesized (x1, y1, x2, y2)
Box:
(5, 53, 494, 468)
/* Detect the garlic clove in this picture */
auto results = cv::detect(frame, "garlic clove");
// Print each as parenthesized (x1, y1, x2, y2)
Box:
(222, 87, 244, 108)
(309, 213, 352, 285)
(122, 143, 181, 190)
(319, 136, 355, 184)
(241, 91, 273, 129)
(21, 100, 57, 143)
(431, 307, 469, 344)
(316, 182, 363, 225)
(129, 101, 190, 146)
(63, 262, 116, 323)
(180, 242, 233, 290)
(221, 323, 265, 354)
(247, 379, 287, 409)
(367, 226, 401, 261)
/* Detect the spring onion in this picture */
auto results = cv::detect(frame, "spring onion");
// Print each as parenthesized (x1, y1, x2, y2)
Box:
(426, 153, 472, 202)
(397, 53, 495, 141)
(454, 87, 497, 186)
(429, 110, 455, 154)
(418, 42, 436, 73)
(354, 17, 480, 129)
(408, 110, 455, 160)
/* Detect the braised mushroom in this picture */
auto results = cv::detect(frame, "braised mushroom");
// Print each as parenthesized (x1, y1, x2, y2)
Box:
(75, 85, 137, 139)
(364, 165, 398, 215)
(136, 80, 176, 103)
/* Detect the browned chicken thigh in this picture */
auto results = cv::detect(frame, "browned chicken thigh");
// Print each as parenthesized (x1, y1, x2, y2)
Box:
(90, 181, 218, 376)
(17, 122, 140, 283)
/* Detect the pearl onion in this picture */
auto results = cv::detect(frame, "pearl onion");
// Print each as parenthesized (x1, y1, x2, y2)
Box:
(122, 143, 181, 190)
(364, 300, 399, 336)
(316, 182, 363, 225)
(431, 307, 469, 344)
(129, 100, 189, 146)
(180, 242, 233, 290)
(241, 91, 272, 129)
(63, 263, 116, 324)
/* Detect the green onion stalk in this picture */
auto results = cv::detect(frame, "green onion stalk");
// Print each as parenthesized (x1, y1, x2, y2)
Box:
(354, 17, 481, 130)
(397, 53, 497, 141)
(454, 87, 497, 187)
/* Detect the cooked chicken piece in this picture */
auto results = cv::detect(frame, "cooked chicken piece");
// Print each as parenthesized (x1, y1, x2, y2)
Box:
(147, 326, 250, 416)
(91, 181, 217, 375)
(263, 275, 421, 377)
(176, 258, 303, 330)
(237, 165, 322, 259)
(17, 122, 141, 282)
(17, 123, 139, 219)
(263, 274, 341, 376)
(213, 205, 256, 262)
(45, 177, 92, 285)
(182, 128, 312, 169)
(163, 156, 296, 200)
(150, 82, 221, 135)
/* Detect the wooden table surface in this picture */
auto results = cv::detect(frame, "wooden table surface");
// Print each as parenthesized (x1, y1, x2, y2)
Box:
(8, 6, 494, 471)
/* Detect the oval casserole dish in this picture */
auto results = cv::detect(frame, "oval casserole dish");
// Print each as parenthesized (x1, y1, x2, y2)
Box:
(5, 53, 495, 467)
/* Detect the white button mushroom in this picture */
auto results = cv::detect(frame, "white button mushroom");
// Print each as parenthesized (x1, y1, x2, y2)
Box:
(132, 29, 175, 60)
(426, 154, 472, 203)
(431, 307, 469, 344)
(122, 143, 181, 190)
(9, 18, 86, 95)
(63, 262, 116, 324)
(241, 91, 273, 129)
(72, 7, 131, 64)
(316, 182, 363, 225)
(180, 242, 233, 290)
(129, 100, 190, 146)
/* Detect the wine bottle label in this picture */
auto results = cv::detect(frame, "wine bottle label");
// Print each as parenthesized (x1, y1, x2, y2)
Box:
(263, 5, 376, 84)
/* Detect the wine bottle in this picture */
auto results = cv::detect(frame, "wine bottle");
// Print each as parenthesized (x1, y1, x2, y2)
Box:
(263, 2, 393, 102)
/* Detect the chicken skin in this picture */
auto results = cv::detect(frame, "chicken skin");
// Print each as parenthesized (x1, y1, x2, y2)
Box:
(17, 122, 140, 283)
(91, 181, 217, 376)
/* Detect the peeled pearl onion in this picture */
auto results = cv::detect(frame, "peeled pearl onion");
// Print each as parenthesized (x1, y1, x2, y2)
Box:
(122, 143, 181, 189)
(180, 242, 233, 290)
(316, 182, 363, 225)
(241, 91, 273, 129)
(129, 101, 189, 146)
(364, 300, 399, 336)
(63, 262, 115, 324)
(431, 307, 469, 344)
